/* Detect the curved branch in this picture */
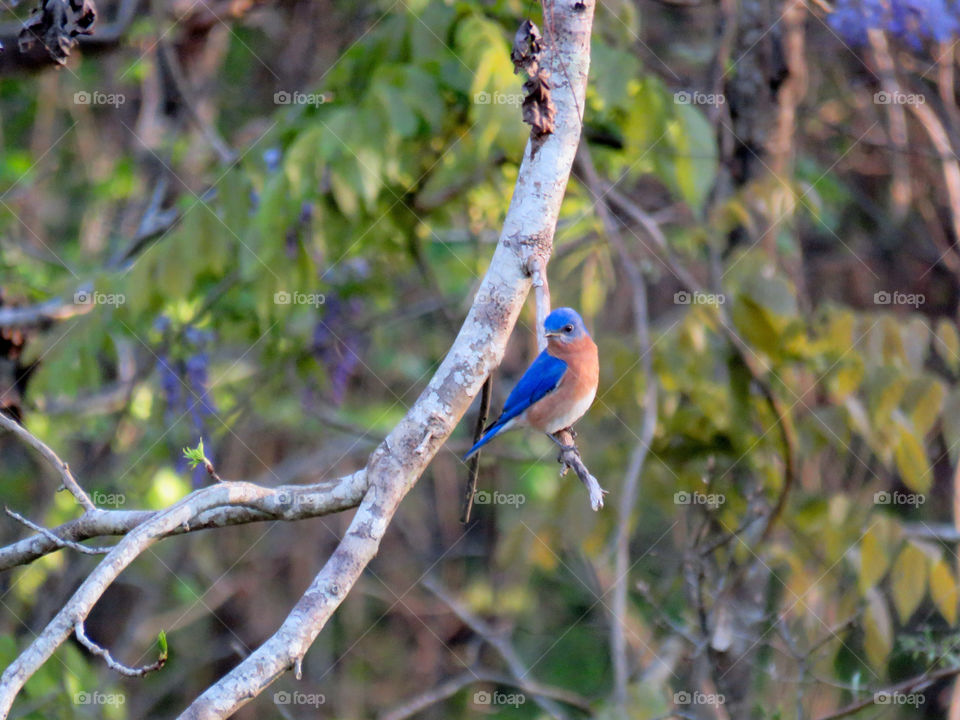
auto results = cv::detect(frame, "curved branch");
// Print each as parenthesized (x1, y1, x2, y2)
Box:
(0, 479, 318, 713)
(0, 413, 95, 511)
(176, 2, 597, 716)
(74, 620, 166, 677)
(0, 472, 367, 571)
(0, 1, 596, 715)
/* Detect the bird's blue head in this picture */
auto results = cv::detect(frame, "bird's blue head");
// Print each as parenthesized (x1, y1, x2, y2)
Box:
(544, 307, 589, 344)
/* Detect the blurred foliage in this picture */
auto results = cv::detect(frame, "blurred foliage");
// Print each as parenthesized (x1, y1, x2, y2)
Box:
(1, 0, 960, 718)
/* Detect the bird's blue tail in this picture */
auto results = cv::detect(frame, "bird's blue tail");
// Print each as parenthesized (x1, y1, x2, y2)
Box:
(463, 422, 505, 461)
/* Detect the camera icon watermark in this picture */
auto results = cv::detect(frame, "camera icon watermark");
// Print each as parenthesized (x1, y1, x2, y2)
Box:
(874, 91, 924, 106)
(274, 90, 329, 107)
(674, 490, 725, 508)
(473, 690, 526, 707)
(674, 290, 725, 306)
(674, 90, 726, 106)
(874, 490, 925, 507)
(74, 90, 126, 107)
(873, 290, 924, 308)
(74, 290, 125, 306)
(473, 490, 526, 507)
(74, 691, 125, 706)
(273, 290, 326, 307)
(273, 690, 326, 707)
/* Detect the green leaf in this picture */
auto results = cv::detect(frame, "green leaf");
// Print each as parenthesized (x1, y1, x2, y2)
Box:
(890, 543, 927, 622)
(157, 629, 168, 660)
(668, 103, 718, 213)
(929, 558, 958, 625)
(183, 439, 207, 469)
(731, 272, 799, 357)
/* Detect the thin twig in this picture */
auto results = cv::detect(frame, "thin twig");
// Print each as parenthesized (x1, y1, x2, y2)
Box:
(814, 665, 960, 720)
(0, 413, 96, 511)
(157, 38, 236, 165)
(74, 620, 166, 677)
(422, 574, 571, 720)
(0, 471, 368, 571)
(576, 145, 658, 708)
(5, 507, 111, 556)
(461, 376, 492, 524)
(554, 429, 607, 510)
(527, 255, 551, 353)
(379, 667, 592, 720)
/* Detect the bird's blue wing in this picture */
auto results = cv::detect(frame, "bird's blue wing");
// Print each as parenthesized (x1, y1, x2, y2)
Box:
(463, 351, 567, 459)
(498, 350, 567, 425)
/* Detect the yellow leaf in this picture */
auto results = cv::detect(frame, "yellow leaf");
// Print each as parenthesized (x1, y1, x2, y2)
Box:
(930, 559, 959, 625)
(894, 429, 931, 493)
(904, 376, 945, 436)
(864, 588, 892, 670)
(890, 543, 927, 622)
(936, 319, 960, 373)
(859, 527, 890, 594)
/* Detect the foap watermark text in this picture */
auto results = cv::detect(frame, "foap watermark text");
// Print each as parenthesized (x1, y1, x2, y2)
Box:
(874, 490, 925, 507)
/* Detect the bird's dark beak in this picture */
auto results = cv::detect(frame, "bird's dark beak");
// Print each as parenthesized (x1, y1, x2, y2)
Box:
(544, 331, 559, 338)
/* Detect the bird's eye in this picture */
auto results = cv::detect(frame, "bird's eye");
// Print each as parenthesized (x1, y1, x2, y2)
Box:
(563, 324, 574, 333)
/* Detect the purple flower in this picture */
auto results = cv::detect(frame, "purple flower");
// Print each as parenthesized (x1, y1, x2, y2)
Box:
(830, 0, 960, 47)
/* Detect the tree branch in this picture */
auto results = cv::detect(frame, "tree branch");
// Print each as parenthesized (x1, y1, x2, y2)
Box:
(0, 413, 96, 511)
(422, 575, 571, 719)
(4, 507, 111, 557)
(379, 667, 592, 720)
(74, 620, 166, 677)
(174, 1, 597, 715)
(574, 145, 658, 709)
(813, 665, 960, 720)
(0, 479, 319, 713)
(0, 2, 597, 715)
(0, 472, 367, 571)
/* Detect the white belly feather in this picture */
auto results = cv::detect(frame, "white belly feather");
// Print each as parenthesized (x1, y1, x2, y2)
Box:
(542, 385, 596, 434)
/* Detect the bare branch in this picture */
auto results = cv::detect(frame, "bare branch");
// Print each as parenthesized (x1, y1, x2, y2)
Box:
(0, 413, 96, 511)
(0, 1, 597, 714)
(172, 2, 597, 715)
(0, 298, 95, 328)
(554, 428, 606, 510)
(0, 472, 367, 571)
(460, 376, 492, 524)
(422, 575, 570, 720)
(813, 665, 960, 720)
(0, 478, 341, 713)
(527, 254, 551, 353)
(575, 145, 658, 708)
(379, 667, 592, 720)
(74, 620, 166, 677)
(4, 507, 111, 556)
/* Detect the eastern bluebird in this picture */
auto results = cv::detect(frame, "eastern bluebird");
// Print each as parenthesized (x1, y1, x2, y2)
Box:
(464, 307, 599, 459)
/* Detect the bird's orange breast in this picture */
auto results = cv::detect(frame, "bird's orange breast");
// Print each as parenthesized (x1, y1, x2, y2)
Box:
(525, 336, 599, 433)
